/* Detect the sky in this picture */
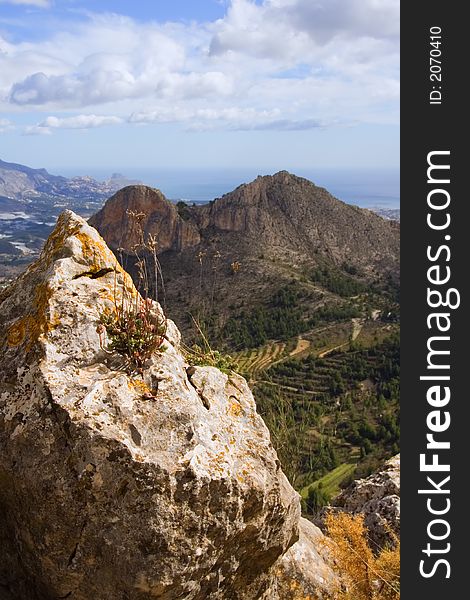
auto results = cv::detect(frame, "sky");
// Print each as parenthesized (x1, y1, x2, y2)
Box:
(0, 0, 399, 173)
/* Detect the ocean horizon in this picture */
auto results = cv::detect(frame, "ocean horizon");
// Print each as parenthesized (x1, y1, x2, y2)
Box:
(56, 167, 400, 210)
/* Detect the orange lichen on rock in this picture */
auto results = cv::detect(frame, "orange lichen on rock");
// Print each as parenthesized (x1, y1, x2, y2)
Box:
(128, 378, 153, 396)
(229, 401, 244, 418)
(7, 283, 56, 349)
(39, 213, 81, 267)
(75, 229, 137, 297)
(76, 231, 111, 269)
(7, 319, 25, 347)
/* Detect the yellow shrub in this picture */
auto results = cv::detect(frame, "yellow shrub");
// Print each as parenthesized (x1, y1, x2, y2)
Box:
(324, 512, 400, 600)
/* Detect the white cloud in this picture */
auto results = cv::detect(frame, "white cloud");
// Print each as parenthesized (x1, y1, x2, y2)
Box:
(210, 0, 399, 57)
(156, 72, 234, 100)
(4, 14, 186, 108)
(0, 0, 50, 7)
(129, 106, 332, 132)
(25, 113, 123, 134)
(246, 118, 324, 131)
(24, 124, 52, 135)
(129, 106, 287, 130)
(42, 114, 123, 129)
(279, 0, 399, 43)
(1, 1, 399, 129)
(0, 117, 14, 132)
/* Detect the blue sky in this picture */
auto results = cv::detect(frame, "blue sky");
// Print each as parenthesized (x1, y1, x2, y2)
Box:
(0, 0, 399, 173)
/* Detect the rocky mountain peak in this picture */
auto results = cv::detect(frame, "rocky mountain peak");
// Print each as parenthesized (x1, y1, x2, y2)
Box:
(0, 211, 337, 599)
(89, 185, 201, 254)
(90, 173, 399, 278)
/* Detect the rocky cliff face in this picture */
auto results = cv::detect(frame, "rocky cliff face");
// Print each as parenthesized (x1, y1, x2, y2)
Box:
(195, 171, 399, 272)
(332, 455, 400, 549)
(0, 211, 336, 599)
(89, 185, 201, 253)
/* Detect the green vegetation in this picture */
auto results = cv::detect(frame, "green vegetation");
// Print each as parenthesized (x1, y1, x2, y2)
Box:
(301, 463, 357, 501)
(308, 302, 361, 327)
(99, 298, 166, 372)
(235, 341, 289, 374)
(183, 316, 237, 374)
(311, 264, 367, 297)
(223, 284, 310, 348)
(176, 201, 193, 221)
(184, 343, 237, 373)
(223, 281, 365, 349)
(253, 333, 399, 506)
(305, 484, 331, 514)
(254, 387, 316, 487)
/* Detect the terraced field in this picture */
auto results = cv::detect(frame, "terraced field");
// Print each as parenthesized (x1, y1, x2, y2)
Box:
(235, 320, 359, 377)
(253, 329, 399, 502)
(267, 350, 378, 396)
(300, 463, 357, 500)
(234, 341, 288, 375)
(236, 319, 397, 377)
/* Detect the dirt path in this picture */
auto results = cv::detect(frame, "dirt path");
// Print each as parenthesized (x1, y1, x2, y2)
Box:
(289, 338, 311, 357)
(318, 343, 347, 358)
(318, 318, 364, 358)
(351, 318, 363, 341)
(257, 380, 318, 395)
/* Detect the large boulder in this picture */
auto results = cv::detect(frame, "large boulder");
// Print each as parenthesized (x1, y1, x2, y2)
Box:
(272, 518, 339, 599)
(0, 211, 336, 599)
(332, 455, 400, 548)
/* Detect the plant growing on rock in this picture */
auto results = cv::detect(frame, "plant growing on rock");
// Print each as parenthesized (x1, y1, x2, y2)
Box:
(182, 315, 236, 374)
(99, 297, 166, 373)
(98, 210, 167, 372)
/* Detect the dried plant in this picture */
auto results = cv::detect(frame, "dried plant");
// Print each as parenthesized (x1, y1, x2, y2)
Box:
(324, 512, 400, 600)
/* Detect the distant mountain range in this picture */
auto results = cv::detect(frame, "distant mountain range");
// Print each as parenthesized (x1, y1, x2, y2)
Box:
(0, 158, 141, 201)
(370, 207, 400, 222)
(0, 160, 399, 290)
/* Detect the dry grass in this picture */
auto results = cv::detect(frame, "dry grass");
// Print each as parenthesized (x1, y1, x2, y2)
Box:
(324, 512, 400, 600)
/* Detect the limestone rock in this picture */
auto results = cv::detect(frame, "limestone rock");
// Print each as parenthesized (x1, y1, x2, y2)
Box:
(332, 455, 400, 548)
(272, 518, 338, 599)
(88, 185, 201, 253)
(0, 211, 336, 599)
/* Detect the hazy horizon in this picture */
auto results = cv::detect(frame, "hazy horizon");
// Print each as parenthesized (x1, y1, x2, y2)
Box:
(55, 165, 400, 209)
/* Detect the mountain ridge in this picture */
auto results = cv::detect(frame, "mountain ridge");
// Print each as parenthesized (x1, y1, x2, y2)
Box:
(90, 171, 399, 274)
(89, 171, 399, 348)
(0, 158, 142, 201)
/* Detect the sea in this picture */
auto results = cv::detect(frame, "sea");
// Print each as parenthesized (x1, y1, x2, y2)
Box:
(58, 167, 400, 210)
